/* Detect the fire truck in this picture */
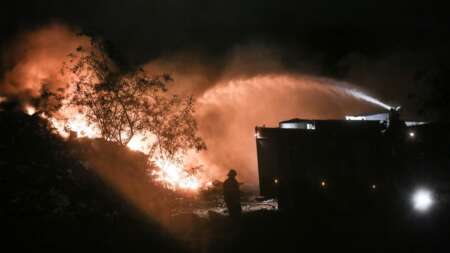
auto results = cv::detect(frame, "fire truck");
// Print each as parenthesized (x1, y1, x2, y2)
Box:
(255, 109, 450, 216)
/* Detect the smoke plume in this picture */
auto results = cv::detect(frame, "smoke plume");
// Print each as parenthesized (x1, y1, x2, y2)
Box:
(144, 45, 381, 187)
(0, 23, 90, 102)
(1, 23, 386, 188)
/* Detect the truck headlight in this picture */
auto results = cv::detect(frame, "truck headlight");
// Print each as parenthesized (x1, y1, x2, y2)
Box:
(412, 188, 434, 212)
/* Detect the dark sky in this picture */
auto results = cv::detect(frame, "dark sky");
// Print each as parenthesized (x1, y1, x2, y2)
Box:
(2, 1, 448, 64)
(1, 0, 450, 116)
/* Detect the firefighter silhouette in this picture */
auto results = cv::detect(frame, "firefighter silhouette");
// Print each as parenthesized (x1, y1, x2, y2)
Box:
(223, 169, 242, 218)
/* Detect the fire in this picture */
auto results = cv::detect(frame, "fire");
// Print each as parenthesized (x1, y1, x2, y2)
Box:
(24, 105, 36, 115)
(152, 159, 201, 190)
(127, 136, 147, 151)
(126, 133, 154, 153)
(36, 105, 205, 191)
(126, 135, 205, 191)
(1, 24, 210, 192)
(36, 103, 100, 139)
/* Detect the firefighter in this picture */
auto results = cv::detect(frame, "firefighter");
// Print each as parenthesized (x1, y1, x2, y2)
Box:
(223, 169, 242, 218)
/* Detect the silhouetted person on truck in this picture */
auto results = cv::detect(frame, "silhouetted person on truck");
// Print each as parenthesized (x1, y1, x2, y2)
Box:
(223, 169, 241, 218)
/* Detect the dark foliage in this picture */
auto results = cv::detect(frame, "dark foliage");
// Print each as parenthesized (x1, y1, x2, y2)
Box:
(0, 110, 185, 252)
(2, 109, 449, 253)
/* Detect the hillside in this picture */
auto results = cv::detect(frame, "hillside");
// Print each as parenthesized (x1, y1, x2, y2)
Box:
(0, 110, 185, 252)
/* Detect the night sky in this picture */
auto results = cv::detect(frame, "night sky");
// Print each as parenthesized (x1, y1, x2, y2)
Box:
(2, 1, 450, 117)
(2, 1, 448, 62)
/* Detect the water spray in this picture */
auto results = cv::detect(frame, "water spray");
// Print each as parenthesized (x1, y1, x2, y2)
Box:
(318, 78, 394, 111)
(345, 89, 393, 110)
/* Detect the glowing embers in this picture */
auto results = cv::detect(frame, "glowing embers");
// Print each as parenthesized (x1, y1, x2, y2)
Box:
(412, 188, 434, 213)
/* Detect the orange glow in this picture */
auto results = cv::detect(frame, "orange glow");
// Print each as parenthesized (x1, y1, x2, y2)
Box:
(18, 73, 381, 191)
(151, 159, 202, 191)
(127, 136, 147, 151)
(126, 133, 154, 153)
(193, 75, 378, 185)
(40, 103, 206, 191)
(6, 22, 384, 191)
(44, 106, 100, 139)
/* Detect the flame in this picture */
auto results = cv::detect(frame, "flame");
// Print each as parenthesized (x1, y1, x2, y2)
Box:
(38, 105, 206, 191)
(24, 105, 36, 115)
(126, 135, 206, 191)
(127, 136, 147, 151)
(3, 24, 210, 192)
(45, 107, 100, 139)
(152, 159, 201, 190)
(17, 73, 390, 191)
(126, 133, 155, 153)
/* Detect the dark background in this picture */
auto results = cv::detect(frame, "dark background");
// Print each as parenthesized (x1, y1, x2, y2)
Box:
(1, 1, 450, 117)
(1, 1, 448, 66)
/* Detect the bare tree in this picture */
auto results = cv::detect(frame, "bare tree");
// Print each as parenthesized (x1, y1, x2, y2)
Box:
(63, 40, 206, 159)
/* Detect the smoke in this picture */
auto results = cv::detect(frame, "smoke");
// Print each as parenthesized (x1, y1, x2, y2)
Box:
(191, 75, 379, 186)
(0, 23, 91, 102)
(1, 23, 390, 188)
(144, 46, 384, 187)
